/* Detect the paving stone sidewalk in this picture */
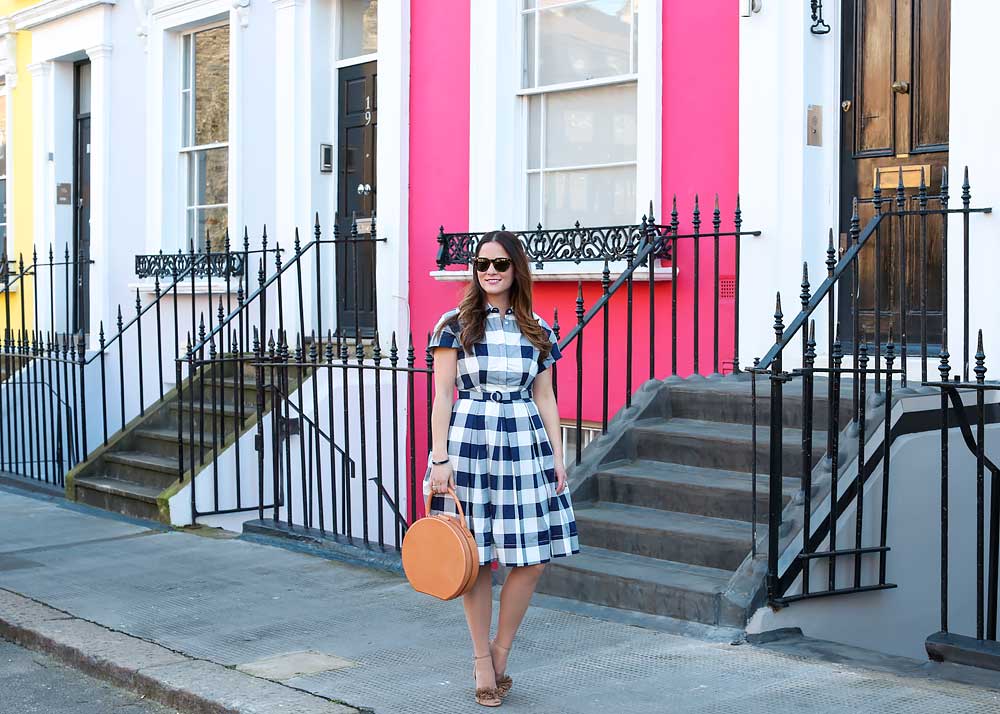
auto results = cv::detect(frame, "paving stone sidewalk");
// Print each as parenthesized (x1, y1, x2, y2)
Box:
(1, 486, 998, 714)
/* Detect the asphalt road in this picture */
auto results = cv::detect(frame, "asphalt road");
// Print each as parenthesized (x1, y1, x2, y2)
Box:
(0, 637, 177, 714)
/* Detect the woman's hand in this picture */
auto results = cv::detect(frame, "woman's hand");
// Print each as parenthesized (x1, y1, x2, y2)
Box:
(429, 462, 455, 495)
(554, 461, 568, 495)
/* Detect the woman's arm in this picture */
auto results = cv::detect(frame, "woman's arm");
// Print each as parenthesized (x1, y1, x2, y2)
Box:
(531, 369, 567, 494)
(428, 347, 458, 493)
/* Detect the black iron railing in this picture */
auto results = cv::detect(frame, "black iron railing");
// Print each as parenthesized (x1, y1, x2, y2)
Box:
(220, 330, 416, 549)
(924, 333, 1000, 650)
(0, 237, 280, 486)
(181, 215, 385, 521)
(436, 212, 673, 271)
(752, 167, 992, 606)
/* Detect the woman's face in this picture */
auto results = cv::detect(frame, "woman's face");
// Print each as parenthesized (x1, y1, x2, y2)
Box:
(475, 241, 515, 299)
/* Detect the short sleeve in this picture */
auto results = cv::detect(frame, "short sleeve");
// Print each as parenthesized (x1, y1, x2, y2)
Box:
(428, 309, 460, 350)
(536, 315, 562, 371)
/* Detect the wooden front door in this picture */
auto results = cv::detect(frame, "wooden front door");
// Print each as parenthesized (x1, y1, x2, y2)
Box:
(839, 0, 950, 352)
(336, 61, 377, 338)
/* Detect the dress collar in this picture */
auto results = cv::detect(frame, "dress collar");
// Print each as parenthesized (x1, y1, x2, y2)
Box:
(486, 303, 514, 316)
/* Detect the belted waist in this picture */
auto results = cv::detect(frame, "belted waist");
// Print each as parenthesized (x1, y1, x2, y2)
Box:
(458, 389, 533, 403)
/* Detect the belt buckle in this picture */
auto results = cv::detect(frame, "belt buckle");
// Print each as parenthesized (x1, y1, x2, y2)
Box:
(490, 390, 503, 403)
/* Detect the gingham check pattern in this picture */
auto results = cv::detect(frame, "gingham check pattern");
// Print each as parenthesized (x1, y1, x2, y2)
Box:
(423, 306, 580, 567)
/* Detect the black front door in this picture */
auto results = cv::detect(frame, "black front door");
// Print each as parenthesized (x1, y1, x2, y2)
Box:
(336, 61, 377, 337)
(73, 60, 92, 337)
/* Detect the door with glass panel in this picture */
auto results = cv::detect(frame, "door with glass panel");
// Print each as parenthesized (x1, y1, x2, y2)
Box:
(521, 0, 638, 229)
(73, 60, 92, 337)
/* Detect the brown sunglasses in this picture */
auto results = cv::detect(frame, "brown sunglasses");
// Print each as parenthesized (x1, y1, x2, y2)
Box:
(473, 257, 512, 273)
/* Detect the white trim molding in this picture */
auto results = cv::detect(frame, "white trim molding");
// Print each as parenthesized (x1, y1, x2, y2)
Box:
(0, 20, 17, 88)
(12, 0, 116, 31)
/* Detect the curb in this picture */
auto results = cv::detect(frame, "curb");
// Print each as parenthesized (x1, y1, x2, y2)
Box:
(0, 588, 364, 714)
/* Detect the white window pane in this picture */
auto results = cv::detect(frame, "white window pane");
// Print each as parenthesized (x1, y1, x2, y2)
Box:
(544, 83, 636, 169)
(190, 206, 228, 252)
(77, 63, 91, 115)
(537, 0, 632, 86)
(527, 95, 542, 170)
(543, 165, 635, 228)
(528, 173, 541, 227)
(188, 148, 228, 206)
(181, 91, 192, 147)
(340, 0, 379, 59)
(193, 26, 229, 146)
(522, 11, 536, 89)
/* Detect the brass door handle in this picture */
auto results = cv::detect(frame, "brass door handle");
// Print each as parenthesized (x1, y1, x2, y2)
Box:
(891, 80, 910, 94)
(841, 100, 852, 112)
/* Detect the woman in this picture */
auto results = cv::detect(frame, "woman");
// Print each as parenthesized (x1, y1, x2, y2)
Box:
(425, 230, 579, 707)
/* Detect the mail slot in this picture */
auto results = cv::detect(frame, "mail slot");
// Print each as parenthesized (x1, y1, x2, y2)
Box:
(873, 164, 932, 190)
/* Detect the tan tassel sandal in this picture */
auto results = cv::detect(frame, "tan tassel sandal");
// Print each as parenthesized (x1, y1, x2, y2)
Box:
(490, 640, 513, 698)
(473, 653, 502, 707)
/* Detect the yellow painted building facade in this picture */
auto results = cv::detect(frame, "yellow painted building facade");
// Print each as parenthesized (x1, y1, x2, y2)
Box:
(0, 0, 39, 334)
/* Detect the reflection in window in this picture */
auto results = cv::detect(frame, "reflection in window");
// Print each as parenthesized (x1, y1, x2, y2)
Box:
(340, 0, 378, 60)
(522, 0, 638, 228)
(181, 26, 229, 252)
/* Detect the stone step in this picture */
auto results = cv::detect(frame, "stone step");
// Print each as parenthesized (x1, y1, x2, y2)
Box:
(129, 426, 215, 459)
(594, 460, 797, 522)
(103, 451, 181, 491)
(536, 546, 743, 626)
(575, 503, 752, 571)
(664, 377, 853, 429)
(73, 476, 164, 523)
(633, 418, 827, 474)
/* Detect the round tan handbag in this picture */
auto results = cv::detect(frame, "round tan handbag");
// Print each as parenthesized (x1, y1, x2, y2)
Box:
(402, 488, 480, 600)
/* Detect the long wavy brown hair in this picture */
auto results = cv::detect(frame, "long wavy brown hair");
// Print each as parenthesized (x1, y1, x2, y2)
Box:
(440, 231, 552, 360)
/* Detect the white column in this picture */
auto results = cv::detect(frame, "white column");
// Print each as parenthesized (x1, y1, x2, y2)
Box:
(375, 0, 410, 340)
(86, 44, 112, 348)
(271, 0, 310, 245)
(227, 7, 245, 246)
(635, 0, 661, 219)
(27, 62, 52, 269)
(468, 0, 519, 231)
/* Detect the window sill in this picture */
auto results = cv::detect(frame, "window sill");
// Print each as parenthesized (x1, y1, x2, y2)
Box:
(130, 280, 240, 296)
(430, 265, 676, 283)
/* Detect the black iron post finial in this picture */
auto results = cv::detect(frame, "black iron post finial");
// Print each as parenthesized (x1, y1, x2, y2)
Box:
(805, 320, 817, 364)
(938, 344, 951, 382)
(800, 262, 811, 311)
(773, 292, 784, 342)
(974, 330, 987, 384)
(873, 170, 883, 214)
(850, 198, 860, 245)
(826, 228, 837, 275)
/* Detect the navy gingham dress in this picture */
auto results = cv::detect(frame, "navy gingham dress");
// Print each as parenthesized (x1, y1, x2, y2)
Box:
(424, 305, 580, 567)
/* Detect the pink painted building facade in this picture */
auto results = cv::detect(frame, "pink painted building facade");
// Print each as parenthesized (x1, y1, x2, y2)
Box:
(407, 0, 739, 435)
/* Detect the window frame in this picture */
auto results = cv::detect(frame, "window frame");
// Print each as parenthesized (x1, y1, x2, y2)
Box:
(517, 0, 640, 230)
(180, 21, 230, 252)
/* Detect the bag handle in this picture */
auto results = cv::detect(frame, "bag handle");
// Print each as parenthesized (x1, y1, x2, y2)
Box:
(424, 487, 467, 523)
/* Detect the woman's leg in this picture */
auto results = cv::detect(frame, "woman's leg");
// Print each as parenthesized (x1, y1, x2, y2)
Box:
(492, 563, 546, 674)
(463, 564, 497, 690)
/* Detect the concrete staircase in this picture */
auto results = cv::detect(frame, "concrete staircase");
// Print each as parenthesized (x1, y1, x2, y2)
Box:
(67, 359, 281, 522)
(538, 375, 845, 628)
